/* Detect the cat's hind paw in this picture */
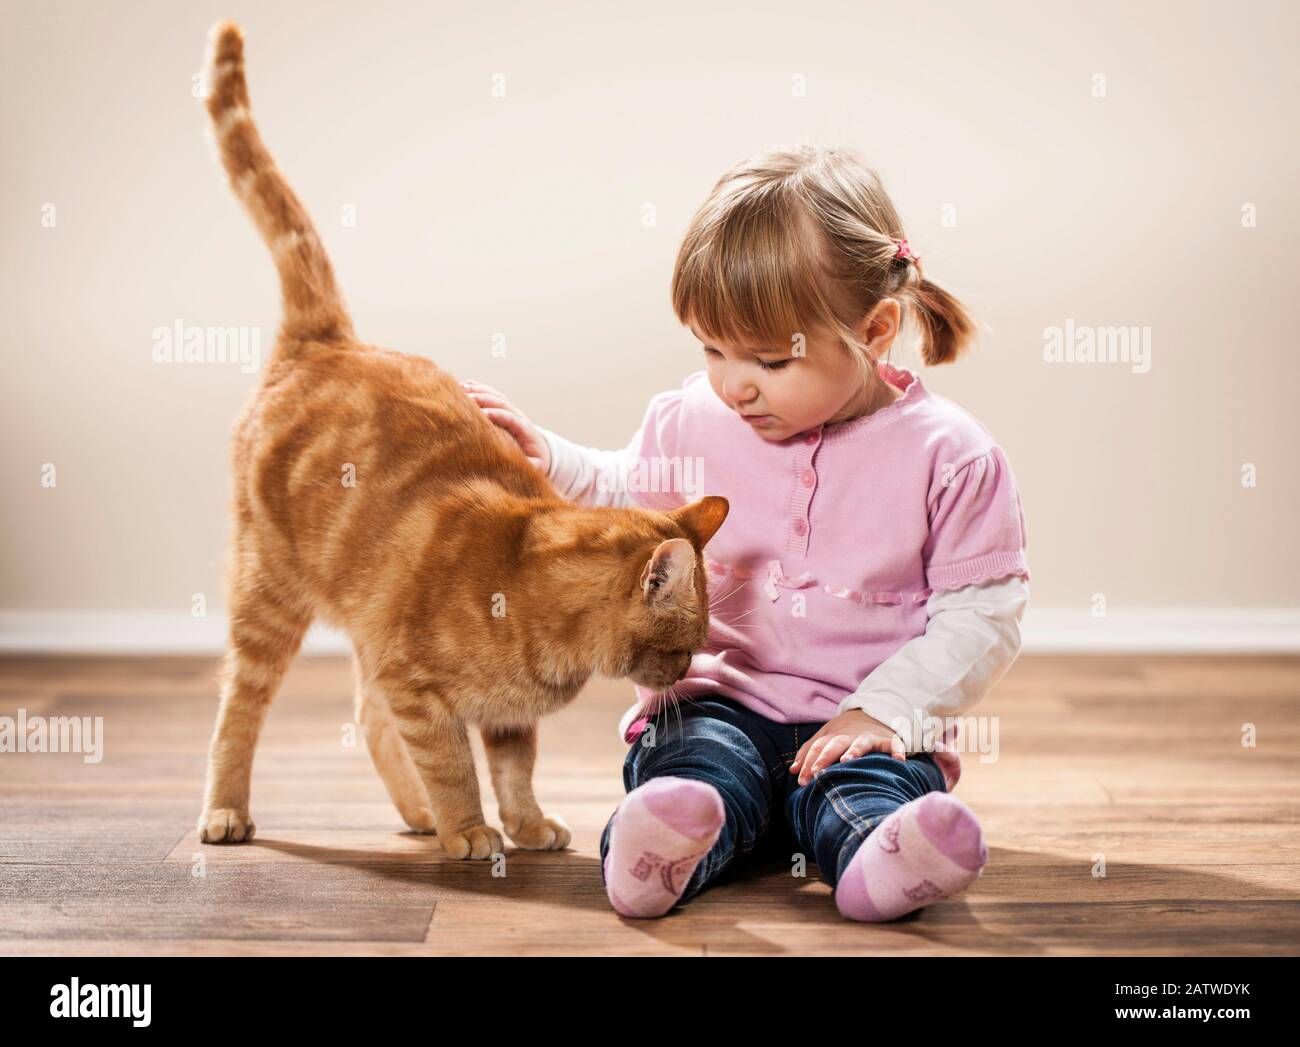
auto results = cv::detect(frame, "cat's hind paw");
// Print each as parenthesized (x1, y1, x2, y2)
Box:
(402, 806, 437, 834)
(198, 807, 256, 844)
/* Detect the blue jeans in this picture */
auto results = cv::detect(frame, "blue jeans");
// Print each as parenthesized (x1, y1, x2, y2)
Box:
(599, 694, 948, 903)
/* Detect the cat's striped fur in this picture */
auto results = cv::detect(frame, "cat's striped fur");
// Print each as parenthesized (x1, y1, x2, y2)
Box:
(196, 21, 728, 859)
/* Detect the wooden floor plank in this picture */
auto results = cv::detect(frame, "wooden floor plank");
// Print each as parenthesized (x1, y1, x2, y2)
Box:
(1, 653, 1298, 955)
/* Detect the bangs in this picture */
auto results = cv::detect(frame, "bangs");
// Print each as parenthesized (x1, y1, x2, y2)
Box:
(671, 189, 846, 351)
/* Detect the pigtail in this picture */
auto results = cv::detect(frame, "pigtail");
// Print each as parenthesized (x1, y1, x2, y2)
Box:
(909, 272, 975, 366)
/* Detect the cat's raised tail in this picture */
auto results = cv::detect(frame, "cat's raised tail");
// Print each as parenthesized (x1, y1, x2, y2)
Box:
(202, 21, 355, 345)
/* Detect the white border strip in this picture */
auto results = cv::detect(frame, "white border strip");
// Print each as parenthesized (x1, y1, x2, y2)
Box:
(1, 609, 1298, 655)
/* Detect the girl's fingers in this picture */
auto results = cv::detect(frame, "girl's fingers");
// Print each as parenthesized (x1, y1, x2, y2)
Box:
(482, 407, 530, 441)
(480, 406, 515, 426)
(461, 378, 502, 397)
(794, 728, 910, 780)
(799, 736, 844, 786)
(463, 382, 527, 418)
(795, 738, 828, 784)
(807, 736, 852, 780)
(467, 391, 514, 413)
(838, 736, 874, 761)
(483, 408, 543, 458)
(836, 734, 908, 763)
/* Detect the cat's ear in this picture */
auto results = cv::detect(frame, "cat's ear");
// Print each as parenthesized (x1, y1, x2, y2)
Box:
(668, 495, 729, 551)
(639, 538, 696, 604)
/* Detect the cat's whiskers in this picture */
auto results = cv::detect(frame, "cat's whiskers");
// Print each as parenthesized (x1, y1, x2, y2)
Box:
(713, 606, 760, 628)
(721, 605, 759, 621)
(652, 683, 685, 743)
(708, 578, 751, 609)
(669, 685, 687, 741)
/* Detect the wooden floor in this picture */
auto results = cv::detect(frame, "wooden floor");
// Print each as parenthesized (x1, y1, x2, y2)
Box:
(0, 653, 1297, 955)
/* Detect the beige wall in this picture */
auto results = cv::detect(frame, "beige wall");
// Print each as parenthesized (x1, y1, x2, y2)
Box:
(2, 0, 1297, 623)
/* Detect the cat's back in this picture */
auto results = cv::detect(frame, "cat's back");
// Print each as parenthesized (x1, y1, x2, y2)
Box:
(231, 338, 552, 578)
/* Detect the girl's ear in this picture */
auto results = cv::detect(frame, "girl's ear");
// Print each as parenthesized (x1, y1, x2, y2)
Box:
(858, 298, 902, 353)
(639, 538, 696, 604)
(668, 495, 729, 550)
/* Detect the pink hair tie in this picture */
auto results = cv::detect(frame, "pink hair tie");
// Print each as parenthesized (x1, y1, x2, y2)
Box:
(893, 238, 917, 263)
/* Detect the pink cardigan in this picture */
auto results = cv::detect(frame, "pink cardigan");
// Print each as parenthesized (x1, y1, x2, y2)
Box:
(544, 363, 1030, 789)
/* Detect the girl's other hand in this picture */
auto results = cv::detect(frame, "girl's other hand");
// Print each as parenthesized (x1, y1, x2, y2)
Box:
(461, 378, 552, 475)
(789, 709, 906, 787)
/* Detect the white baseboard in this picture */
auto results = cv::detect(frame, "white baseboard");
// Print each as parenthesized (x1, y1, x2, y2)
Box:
(1016, 607, 1300, 653)
(1, 608, 1298, 656)
(0, 612, 352, 656)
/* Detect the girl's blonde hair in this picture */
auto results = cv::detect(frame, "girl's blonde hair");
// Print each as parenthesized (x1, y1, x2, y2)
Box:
(670, 146, 975, 381)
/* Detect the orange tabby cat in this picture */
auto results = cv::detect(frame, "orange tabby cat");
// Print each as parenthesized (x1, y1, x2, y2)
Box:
(196, 21, 728, 860)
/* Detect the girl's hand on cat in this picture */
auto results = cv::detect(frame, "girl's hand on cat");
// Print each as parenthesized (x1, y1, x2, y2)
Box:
(461, 379, 552, 474)
(789, 709, 906, 787)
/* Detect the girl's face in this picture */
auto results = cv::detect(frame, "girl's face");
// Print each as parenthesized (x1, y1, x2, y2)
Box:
(691, 299, 901, 443)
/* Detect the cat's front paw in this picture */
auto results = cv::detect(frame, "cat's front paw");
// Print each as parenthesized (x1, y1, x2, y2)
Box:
(507, 813, 572, 851)
(198, 807, 256, 844)
(439, 824, 504, 860)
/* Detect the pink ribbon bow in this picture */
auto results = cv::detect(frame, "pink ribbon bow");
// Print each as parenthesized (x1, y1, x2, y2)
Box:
(764, 559, 816, 602)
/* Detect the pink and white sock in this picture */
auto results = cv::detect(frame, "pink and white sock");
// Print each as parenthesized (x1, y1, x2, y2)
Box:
(603, 776, 725, 919)
(835, 792, 988, 922)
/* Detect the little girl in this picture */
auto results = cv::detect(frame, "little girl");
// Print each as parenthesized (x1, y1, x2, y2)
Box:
(464, 145, 1030, 922)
